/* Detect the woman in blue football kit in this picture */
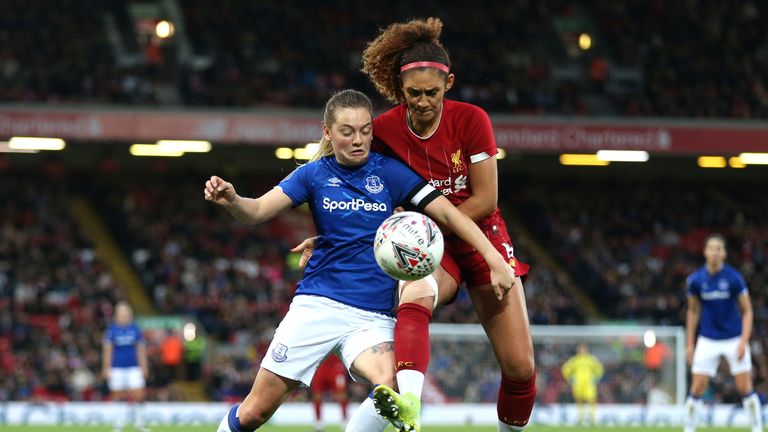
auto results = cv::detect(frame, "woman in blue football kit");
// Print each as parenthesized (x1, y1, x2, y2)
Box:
(683, 234, 762, 432)
(206, 89, 515, 432)
(102, 301, 150, 432)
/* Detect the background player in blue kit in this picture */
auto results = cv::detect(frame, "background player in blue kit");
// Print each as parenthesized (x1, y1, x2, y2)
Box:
(205, 89, 516, 432)
(683, 233, 763, 432)
(102, 301, 150, 432)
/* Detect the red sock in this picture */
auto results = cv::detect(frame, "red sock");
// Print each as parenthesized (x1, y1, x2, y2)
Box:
(313, 399, 321, 421)
(498, 369, 536, 428)
(339, 398, 348, 420)
(394, 303, 432, 373)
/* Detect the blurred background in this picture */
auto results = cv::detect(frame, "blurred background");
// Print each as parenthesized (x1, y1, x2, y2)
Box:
(1, 0, 768, 427)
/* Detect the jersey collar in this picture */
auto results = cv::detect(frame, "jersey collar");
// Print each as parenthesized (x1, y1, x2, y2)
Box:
(405, 103, 444, 140)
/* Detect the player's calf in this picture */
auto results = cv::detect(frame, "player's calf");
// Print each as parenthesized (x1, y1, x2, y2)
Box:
(217, 404, 264, 432)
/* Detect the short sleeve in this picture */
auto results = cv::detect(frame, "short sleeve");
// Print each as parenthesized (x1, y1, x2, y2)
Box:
(733, 272, 748, 296)
(277, 163, 312, 206)
(464, 106, 498, 164)
(103, 327, 113, 344)
(133, 325, 144, 342)
(686, 275, 699, 297)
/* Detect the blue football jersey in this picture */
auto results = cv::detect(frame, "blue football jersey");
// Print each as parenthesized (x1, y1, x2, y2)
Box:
(686, 264, 748, 340)
(104, 323, 144, 367)
(278, 152, 440, 314)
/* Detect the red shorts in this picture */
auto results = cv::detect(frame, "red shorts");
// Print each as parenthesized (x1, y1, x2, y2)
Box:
(310, 356, 347, 393)
(441, 211, 529, 288)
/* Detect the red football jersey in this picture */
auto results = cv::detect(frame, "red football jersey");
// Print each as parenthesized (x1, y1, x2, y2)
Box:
(373, 99, 499, 224)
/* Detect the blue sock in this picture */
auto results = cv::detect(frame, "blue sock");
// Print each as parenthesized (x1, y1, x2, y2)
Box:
(228, 404, 255, 432)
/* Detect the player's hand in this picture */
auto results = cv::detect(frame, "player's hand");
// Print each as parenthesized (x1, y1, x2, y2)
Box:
(393, 206, 405, 213)
(204, 175, 237, 206)
(142, 367, 149, 379)
(290, 236, 318, 270)
(736, 340, 747, 360)
(489, 255, 516, 300)
(685, 344, 694, 366)
(102, 368, 111, 380)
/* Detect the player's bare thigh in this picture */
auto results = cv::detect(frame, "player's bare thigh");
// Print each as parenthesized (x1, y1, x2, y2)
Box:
(689, 373, 710, 395)
(239, 367, 300, 425)
(350, 341, 397, 388)
(469, 276, 534, 380)
(434, 265, 459, 304)
(733, 371, 754, 395)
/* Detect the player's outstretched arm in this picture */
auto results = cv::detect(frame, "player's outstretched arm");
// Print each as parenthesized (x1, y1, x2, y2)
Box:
(685, 295, 702, 366)
(424, 195, 515, 300)
(737, 293, 754, 360)
(204, 175, 293, 225)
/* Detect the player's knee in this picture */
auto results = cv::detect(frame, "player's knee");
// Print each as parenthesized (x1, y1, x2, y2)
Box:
(398, 276, 438, 309)
(500, 354, 535, 381)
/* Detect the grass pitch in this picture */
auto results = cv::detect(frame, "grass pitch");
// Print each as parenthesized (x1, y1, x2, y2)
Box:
(0, 426, 751, 431)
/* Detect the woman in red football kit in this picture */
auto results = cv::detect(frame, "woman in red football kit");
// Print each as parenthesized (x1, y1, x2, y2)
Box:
(364, 18, 535, 432)
(294, 18, 535, 432)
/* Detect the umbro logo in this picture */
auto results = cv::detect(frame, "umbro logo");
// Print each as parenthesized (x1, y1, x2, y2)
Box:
(326, 177, 342, 187)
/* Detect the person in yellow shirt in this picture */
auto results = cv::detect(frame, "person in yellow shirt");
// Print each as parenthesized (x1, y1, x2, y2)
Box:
(562, 343, 604, 425)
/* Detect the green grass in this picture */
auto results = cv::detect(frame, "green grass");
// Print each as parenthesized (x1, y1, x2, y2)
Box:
(0, 426, 753, 431)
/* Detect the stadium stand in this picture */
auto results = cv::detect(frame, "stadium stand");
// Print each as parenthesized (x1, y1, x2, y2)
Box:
(2, 166, 764, 404)
(0, 176, 179, 401)
(4, 1, 768, 116)
(3, 0, 768, 411)
(511, 176, 768, 404)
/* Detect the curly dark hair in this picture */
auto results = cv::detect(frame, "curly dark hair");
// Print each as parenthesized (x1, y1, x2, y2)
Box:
(361, 17, 451, 104)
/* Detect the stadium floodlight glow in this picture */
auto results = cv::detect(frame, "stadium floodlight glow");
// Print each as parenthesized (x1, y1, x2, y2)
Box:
(0, 141, 39, 153)
(559, 154, 609, 166)
(156, 140, 211, 153)
(9, 136, 66, 150)
(292, 143, 321, 161)
(293, 147, 311, 160)
(729, 156, 746, 168)
(738, 152, 768, 165)
(129, 144, 184, 157)
(275, 147, 294, 160)
(183, 322, 196, 341)
(578, 33, 592, 50)
(497, 148, 507, 160)
(643, 330, 657, 348)
(697, 156, 727, 168)
(155, 20, 174, 39)
(596, 150, 649, 162)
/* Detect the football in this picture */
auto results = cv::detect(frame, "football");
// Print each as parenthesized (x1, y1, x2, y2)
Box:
(373, 211, 444, 281)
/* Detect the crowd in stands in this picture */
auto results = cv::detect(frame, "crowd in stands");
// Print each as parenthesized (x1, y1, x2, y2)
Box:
(3, 169, 767, 404)
(0, 1, 158, 105)
(593, 0, 768, 118)
(513, 176, 768, 404)
(3, 1, 768, 118)
(0, 177, 180, 402)
(177, 0, 564, 112)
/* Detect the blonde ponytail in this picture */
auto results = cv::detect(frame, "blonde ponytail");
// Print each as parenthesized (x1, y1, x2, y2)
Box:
(309, 136, 334, 162)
